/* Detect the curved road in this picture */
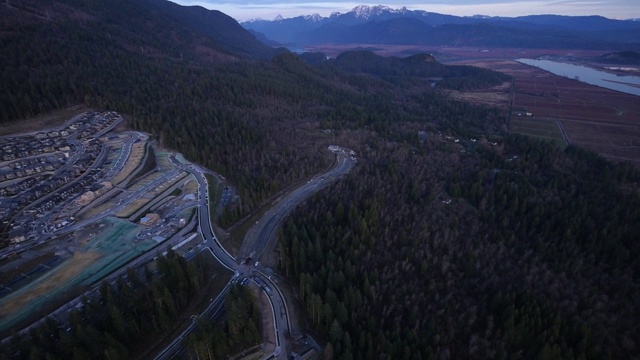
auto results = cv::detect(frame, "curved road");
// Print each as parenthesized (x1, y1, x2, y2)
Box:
(156, 147, 355, 359)
(240, 151, 356, 261)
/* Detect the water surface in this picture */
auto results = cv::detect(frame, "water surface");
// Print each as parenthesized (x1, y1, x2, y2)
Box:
(517, 58, 640, 96)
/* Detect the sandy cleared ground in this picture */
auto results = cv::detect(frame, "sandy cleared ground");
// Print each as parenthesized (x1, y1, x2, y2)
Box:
(79, 198, 119, 220)
(155, 150, 174, 169)
(254, 285, 276, 355)
(116, 172, 188, 218)
(0, 251, 99, 317)
(111, 142, 146, 185)
(116, 198, 149, 218)
(184, 175, 198, 194)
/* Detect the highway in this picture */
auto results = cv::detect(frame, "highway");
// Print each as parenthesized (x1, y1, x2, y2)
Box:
(239, 149, 355, 358)
(154, 147, 355, 359)
(240, 150, 356, 261)
(154, 275, 233, 360)
(151, 158, 239, 360)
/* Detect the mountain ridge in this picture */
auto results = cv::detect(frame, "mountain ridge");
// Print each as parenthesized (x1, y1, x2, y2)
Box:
(1, 0, 282, 61)
(139, 0, 285, 59)
(242, 4, 640, 49)
(2, 2, 640, 360)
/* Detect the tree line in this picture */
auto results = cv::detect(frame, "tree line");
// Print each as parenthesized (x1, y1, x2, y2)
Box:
(183, 284, 262, 359)
(0, 248, 211, 359)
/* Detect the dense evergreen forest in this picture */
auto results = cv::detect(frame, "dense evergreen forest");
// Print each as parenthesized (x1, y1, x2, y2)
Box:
(279, 133, 640, 359)
(0, 249, 210, 359)
(184, 284, 262, 358)
(2, 1, 639, 359)
(327, 51, 511, 91)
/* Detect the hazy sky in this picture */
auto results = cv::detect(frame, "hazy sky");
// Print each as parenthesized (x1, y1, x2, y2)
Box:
(171, 0, 640, 21)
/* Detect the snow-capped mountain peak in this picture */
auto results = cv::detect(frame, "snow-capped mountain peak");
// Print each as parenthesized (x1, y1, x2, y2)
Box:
(304, 13, 324, 22)
(274, 14, 284, 21)
(352, 5, 394, 20)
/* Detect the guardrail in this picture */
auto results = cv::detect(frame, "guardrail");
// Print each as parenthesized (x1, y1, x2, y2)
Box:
(261, 284, 280, 348)
(256, 270, 293, 335)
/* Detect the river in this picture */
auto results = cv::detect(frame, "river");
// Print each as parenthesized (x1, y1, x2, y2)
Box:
(517, 58, 640, 96)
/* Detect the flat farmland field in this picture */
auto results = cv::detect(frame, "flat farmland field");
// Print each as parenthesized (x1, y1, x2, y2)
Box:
(513, 75, 638, 125)
(298, 47, 640, 165)
(469, 60, 640, 166)
(561, 120, 640, 162)
(510, 117, 567, 147)
(302, 44, 604, 62)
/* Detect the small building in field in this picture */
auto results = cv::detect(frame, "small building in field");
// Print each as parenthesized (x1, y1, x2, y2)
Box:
(140, 213, 160, 226)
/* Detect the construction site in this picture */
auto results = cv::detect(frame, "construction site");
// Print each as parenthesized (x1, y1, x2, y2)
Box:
(0, 115, 201, 334)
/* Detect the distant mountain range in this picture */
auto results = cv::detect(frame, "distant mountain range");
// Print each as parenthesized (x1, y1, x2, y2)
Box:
(243, 5, 640, 50)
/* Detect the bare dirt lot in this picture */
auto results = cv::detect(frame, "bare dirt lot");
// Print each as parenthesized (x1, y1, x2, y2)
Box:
(111, 141, 146, 185)
(0, 218, 150, 331)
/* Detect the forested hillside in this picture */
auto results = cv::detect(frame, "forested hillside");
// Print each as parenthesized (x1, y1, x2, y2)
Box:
(0, 0, 508, 222)
(326, 51, 510, 91)
(0, 0, 336, 216)
(184, 284, 262, 358)
(2, 1, 639, 359)
(280, 133, 640, 359)
(0, 249, 211, 359)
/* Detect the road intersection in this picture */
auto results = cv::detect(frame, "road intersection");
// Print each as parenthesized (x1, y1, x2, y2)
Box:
(156, 147, 355, 359)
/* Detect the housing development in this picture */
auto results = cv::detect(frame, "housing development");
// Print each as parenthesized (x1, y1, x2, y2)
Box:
(0, 111, 355, 358)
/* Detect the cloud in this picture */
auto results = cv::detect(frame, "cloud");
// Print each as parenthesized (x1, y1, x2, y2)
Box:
(171, 0, 640, 20)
